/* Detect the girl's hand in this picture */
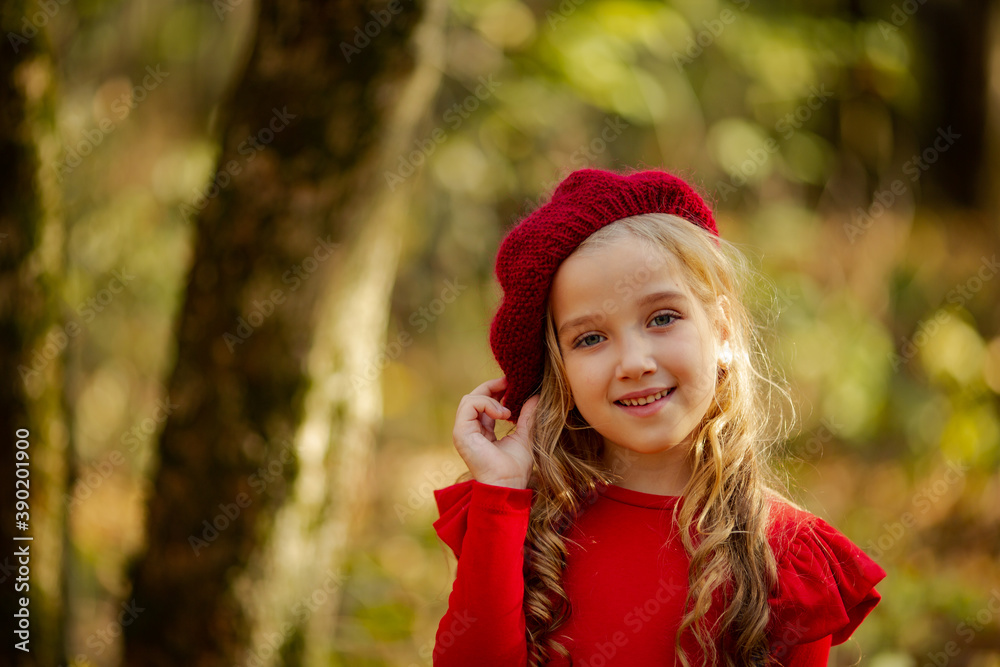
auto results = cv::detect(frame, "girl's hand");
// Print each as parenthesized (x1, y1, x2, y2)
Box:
(452, 377, 539, 490)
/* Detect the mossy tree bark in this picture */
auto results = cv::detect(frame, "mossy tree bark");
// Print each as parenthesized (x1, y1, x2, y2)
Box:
(122, 0, 444, 664)
(0, 2, 68, 665)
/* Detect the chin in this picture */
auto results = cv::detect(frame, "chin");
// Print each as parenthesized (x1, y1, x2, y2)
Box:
(605, 436, 685, 454)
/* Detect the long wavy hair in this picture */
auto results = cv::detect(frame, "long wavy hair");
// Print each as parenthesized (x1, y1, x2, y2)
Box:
(521, 213, 793, 666)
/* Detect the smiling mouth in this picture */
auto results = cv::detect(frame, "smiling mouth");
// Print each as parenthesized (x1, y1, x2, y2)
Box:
(615, 388, 674, 407)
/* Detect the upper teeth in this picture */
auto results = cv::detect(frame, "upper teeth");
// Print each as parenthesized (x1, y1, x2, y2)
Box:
(619, 390, 668, 406)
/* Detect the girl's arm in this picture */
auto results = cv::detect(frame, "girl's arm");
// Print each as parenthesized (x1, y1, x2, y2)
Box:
(434, 378, 539, 665)
(432, 480, 532, 665)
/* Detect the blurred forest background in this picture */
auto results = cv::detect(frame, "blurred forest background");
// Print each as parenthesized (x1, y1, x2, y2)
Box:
(1, 0, 999, 665)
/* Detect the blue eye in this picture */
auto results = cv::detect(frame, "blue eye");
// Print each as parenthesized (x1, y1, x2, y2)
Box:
(575, 333, 605, 348)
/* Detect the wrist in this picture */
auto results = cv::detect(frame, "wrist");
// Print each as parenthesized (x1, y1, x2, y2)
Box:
(475, 475, 528, 490)
(470, 478, 533, 513)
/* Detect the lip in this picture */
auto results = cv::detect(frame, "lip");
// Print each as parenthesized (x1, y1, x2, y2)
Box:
(613, 387, 675, 416)
(615, 387, 671, 402)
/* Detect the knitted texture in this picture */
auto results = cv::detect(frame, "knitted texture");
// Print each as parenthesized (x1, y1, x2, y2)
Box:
(490, 168, 718, 421)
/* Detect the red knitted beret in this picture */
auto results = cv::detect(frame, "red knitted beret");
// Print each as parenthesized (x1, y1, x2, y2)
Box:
(490, 168, 718, 421)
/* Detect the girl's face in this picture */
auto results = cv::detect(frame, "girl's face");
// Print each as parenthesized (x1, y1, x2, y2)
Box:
(549, 235, 723, 463)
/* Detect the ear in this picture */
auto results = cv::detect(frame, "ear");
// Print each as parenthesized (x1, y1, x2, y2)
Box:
(714, 295, 735, 370)
(714, 295, 732, 347)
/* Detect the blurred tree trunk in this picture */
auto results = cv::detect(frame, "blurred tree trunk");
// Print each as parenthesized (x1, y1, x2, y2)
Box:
(986, 2, 1000, 227)
(122, 0, 445, 665)
(0, 2, 68, 666)
(918, 0, 990, 208)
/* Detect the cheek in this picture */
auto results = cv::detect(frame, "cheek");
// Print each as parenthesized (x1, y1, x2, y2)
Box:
(564, 359, 603, 399)
(674, 338, 716, 391)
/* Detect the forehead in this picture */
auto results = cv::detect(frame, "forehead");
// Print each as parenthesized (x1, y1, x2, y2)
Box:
(549, 235, 697, 321)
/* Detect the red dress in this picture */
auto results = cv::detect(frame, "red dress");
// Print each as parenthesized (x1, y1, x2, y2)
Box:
(432, 480, 885, 666)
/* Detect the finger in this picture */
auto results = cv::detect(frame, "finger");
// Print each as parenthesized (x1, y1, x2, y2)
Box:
(516, 394, 540, 432)
(455, 395, 510, 430)
(468, 376, 508, 401)
(481, 400, 511, 422)
(478, 410, 495, 434)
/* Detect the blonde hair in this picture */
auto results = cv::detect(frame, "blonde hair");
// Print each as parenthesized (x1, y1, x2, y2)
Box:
(522, 213, 793, 665)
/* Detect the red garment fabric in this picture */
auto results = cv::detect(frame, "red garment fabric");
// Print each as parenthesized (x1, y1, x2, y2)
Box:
(433, 480, 885, 666)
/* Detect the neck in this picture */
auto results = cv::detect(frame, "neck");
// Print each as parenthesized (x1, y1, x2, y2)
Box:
(603, 440, 692, 496)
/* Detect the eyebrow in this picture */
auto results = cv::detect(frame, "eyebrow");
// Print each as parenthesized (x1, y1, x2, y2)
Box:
(556, 290, 689, 337)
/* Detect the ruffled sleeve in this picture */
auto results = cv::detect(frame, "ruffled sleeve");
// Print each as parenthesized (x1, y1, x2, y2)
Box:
(767, 503, 886, 653)
(433, 480, 476, 558)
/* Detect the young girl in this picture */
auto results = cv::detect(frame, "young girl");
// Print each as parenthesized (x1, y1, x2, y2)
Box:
(432, 168, 885, 666)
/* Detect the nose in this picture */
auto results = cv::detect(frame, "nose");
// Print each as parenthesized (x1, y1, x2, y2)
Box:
(616, 330, 657, 379)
